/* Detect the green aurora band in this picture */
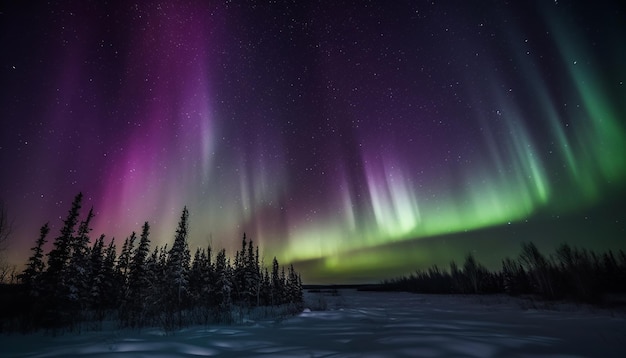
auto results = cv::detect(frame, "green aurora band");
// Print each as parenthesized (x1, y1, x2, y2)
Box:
(268, 4, 626, 282)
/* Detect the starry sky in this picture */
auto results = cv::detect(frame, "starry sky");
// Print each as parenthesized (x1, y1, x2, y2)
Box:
(1, 1, 625, 284)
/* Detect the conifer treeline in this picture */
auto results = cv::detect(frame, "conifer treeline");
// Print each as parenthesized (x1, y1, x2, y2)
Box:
(15, 193, 303, 332)
(376, 242, 626, 304)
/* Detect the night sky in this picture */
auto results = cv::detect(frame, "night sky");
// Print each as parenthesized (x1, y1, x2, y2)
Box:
(1, 1, 625, 284)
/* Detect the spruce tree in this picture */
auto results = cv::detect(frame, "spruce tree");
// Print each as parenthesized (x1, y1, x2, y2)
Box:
(144, 246, 163, 322)
(45, 192, 83, 318)
(88, 235, 106, 316)
(47, 193, 83, 276)
(189, 247, 204, 306)
(67, 207, 94, 305)
(101, 238, 118, 310)
(271, 257, 281, 306)
(20, 223, 50, 297)
(233, 234, 247, 303)
(253, 245, 261, 306)
(297, 273, 303, 303)
(214, 248, 232, 313)
(126, 222, 151, 327)
(118, 232, 136, 288)
(280, 266, 287, 304)
(202, 247, 215, 306)
(166, 207, 191, 325)
(261, 267, 271, 306)
(287, 264, 302, 304)
(245, 237, 259, 306)
(129, 223, 151, 294)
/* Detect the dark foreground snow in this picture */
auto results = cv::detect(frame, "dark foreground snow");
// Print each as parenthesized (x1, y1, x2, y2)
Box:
(2, 290, 625, 357)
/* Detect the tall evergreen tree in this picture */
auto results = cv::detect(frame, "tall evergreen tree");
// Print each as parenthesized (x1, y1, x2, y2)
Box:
(20, 223, 50, 296)
(280, 266, 287, 304)
(245, 237, 260, 306)
(214, 248, 232, 312)
(144, 245, 165, 323)
(45, 192, 83, 317)
(125, 222, 151, 327)
(100, 238, 118, 310)
(66, 207, 94, 305)
(166, 207, 191, 326)
(233, 234, 247, 303)
(117, 232, 137, 288)
(129, 223, 151, 291)
(189, 247, 204, 306)
(287, 264, 303, 304)
(261, 267, 271, 306)
(271, 257, 281, 306)
(88, 235, 106, 315)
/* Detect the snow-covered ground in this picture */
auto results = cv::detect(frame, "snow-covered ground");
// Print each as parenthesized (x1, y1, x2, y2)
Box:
(2, 289, 625, 357)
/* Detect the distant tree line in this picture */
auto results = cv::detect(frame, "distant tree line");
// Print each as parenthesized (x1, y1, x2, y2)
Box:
(375, 242, 626, 304)
(4, 193, 303, 333)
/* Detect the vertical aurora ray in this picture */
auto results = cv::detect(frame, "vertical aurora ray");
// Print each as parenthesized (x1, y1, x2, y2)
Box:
(364, 155, 421, 238)
(94, 2, 221, 244)
(543, 5, 626, 205)
(561, 57, 626, 198)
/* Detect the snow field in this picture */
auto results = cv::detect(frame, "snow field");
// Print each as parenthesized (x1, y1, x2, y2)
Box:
(1, 289, 625, 357)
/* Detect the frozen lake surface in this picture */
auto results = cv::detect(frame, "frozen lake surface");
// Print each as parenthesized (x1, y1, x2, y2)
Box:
(2, 289, 625, 357)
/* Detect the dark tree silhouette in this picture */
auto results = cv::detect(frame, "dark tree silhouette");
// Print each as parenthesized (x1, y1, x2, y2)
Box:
(66, 207, 94, 310)
(117, 232, 137, 290)
(271, 256, 281, 305)
(88, 234, 106, 319)
(519, 242, 555, 299)
(14, 194, 304, 333)
(214, 248, 232, 319)
(43, 192, 83, 327)
(20, 223, 50, 297)
(165, 207, 191, 327)
(124, 222, 151, 327)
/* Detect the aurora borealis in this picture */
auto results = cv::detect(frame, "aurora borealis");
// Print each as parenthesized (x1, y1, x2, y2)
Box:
(1, 1, 625, 283)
